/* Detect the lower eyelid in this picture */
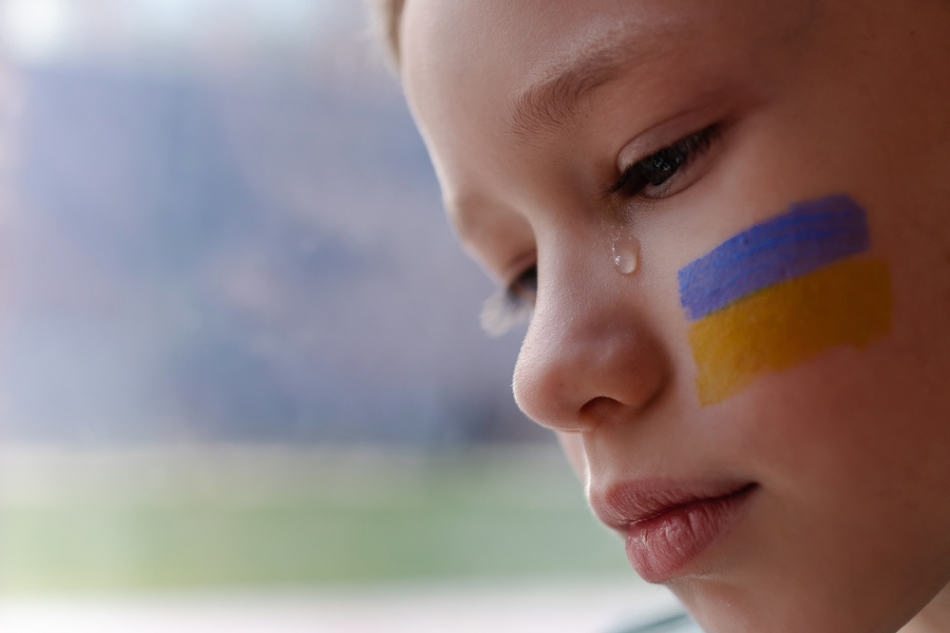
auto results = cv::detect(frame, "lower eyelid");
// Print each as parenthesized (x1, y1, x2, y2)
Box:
(642, 158, 703, 198)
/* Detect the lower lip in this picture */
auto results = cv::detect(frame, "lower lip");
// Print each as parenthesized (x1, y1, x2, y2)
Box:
(625, 485, 756, 583)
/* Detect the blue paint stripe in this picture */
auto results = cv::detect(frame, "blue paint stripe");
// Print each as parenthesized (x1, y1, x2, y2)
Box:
(677, 195, 869, 320)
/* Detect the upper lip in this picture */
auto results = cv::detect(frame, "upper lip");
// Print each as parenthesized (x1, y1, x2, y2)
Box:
(589, 479, 757, 531)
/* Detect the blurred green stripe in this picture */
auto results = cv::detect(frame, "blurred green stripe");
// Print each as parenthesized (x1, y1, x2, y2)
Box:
(0, 447, 630, 593)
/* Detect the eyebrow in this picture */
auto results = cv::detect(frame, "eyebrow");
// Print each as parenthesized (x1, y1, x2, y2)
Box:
(506, 35, 656, 140)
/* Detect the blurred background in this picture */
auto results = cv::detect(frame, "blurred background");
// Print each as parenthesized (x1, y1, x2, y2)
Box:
(0, 0, 670, 630)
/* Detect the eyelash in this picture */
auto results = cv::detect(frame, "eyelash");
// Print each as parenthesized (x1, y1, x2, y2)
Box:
(607, 124, 720, 198)
(481, 124, 720, 336)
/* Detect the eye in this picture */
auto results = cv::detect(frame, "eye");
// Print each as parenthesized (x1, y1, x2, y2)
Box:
(608, 124, 720, 199)
(480, 264, 537, 337)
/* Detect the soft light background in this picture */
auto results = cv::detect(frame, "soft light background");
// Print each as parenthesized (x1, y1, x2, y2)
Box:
(0, 1, 671, 630)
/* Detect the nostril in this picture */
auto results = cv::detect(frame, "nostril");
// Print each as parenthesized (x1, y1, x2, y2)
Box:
(579, 396, 626, 425)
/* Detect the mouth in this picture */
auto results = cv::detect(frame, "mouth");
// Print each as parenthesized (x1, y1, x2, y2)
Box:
(591, 480, 758, 583)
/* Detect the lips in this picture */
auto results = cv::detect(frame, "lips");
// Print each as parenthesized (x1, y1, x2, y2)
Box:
(590, 480, 757, 583)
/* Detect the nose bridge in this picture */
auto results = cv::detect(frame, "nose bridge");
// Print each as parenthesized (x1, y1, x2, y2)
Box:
(512, 260, 669, 432)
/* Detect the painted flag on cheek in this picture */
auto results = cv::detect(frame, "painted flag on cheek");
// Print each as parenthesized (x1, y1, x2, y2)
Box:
(678, 194, 893, 406)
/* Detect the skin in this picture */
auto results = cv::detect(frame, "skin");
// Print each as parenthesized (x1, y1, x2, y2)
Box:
(398, 0, 950, 631)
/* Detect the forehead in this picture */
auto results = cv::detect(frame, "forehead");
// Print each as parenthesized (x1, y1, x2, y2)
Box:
(400, 0, 813, 239)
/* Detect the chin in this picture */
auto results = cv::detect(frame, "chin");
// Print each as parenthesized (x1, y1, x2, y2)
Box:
(666, 538, 946, 633)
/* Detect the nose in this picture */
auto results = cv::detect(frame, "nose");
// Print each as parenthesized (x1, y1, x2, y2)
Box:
(512, 270, 670, 433)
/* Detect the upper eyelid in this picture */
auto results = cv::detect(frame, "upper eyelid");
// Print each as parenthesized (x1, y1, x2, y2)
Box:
(613, 92, 742, 171)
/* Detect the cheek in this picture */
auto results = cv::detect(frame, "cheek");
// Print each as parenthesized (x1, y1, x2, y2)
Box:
(726, 307, 950, 569)
(677, 194, 892, 407)
(689, 257, 891, 405)
(697, 345, 950, 633)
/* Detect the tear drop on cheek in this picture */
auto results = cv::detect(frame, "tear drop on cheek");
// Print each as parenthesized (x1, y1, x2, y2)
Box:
(612, 233, 641, 276)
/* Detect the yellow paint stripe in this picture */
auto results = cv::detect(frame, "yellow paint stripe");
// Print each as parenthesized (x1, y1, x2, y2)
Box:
(689, 257, 892, 406)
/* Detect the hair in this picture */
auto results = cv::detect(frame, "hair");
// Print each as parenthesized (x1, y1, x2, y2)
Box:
(372, 0, 406, 64)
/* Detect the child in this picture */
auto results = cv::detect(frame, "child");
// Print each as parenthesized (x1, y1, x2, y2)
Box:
(375, 1, 950, 631)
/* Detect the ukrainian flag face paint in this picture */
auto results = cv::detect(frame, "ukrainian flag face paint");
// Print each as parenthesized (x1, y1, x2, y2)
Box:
(679, 195, 893, 405)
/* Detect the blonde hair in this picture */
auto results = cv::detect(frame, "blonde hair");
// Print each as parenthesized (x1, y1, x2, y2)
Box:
(372, 0, 406, 64)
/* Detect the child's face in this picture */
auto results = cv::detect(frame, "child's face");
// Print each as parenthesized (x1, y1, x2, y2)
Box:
(400, 0, 950, 631)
